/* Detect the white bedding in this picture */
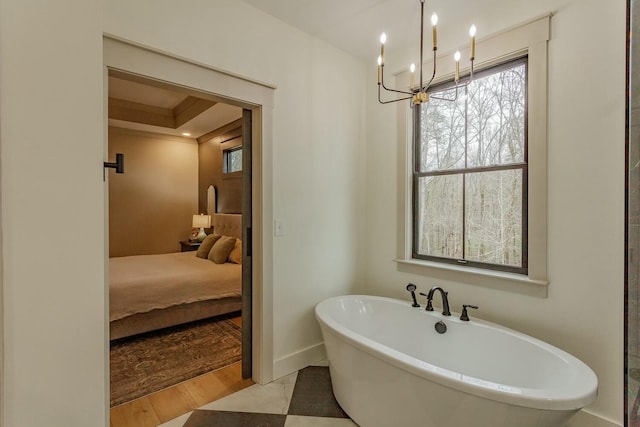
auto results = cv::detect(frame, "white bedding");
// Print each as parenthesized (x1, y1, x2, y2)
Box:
(109, 251, 241, 322)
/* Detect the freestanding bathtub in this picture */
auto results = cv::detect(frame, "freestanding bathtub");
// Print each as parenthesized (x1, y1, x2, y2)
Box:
(315, 295, 598, 427)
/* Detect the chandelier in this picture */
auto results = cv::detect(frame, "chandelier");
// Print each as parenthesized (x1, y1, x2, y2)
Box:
(377, 0, 476, 105)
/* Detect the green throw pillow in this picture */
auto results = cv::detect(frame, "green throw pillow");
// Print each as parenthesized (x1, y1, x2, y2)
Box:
(196, 234, 221, 259)
(208, 236, 236, 264)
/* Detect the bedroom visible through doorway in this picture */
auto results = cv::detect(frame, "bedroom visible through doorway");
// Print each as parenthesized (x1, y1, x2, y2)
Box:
(105, 70, 252, 414)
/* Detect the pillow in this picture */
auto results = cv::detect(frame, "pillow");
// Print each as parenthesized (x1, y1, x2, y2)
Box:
(227, 239, 242, 265)
(208, 236, 236, 264)
(196, 234, 221, 259)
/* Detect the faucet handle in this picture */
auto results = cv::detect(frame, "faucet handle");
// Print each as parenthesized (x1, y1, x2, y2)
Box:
(460, 304, 478, 321)
(419, 292, 434, 311)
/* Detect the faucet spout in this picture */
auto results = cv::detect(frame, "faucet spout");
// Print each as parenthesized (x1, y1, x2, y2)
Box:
(426, 286, 451, 316)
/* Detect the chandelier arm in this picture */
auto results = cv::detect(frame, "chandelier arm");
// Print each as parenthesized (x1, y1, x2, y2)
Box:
(379, 82, 414, 103)
(421, 50, 437, 93)
(431, 76, 475, 101)
(450, 75, 472, 91)
(381, 84, 414, 96)
(378, 85, 413, 104)
(381, 66, 413, 95)
(379, 96, 414, 104)
(430, 83, 460, 102)
(430, 94, 457, 102)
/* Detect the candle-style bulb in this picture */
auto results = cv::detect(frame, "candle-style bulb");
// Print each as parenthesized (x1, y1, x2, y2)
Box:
(410, 63, 416, 88)
(469, 25, 477, 61)
(379, 33, 386, 66)
(454, 51, 461, 62)
(454, 51, 461, 82)
(431, 13, 438, 51)
(378, 55, 382, 66)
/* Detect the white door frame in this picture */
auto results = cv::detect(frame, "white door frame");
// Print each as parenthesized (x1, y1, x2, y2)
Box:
(103, 34, 275, 385)
(0, 178, 4, 427)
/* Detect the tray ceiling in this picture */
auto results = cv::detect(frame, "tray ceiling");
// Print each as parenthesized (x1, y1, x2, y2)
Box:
(108, 74, 242, 140)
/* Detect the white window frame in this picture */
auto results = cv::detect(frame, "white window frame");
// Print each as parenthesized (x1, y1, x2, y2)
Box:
(395, 15, 550, 297)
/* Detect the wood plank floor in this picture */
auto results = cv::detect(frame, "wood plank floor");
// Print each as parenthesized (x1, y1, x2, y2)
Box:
(110, 316, 252, 427)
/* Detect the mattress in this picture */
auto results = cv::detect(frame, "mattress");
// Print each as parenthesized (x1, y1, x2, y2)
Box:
(109, 251, 241, 322)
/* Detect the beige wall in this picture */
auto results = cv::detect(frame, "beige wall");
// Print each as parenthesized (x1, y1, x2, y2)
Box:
(198, 135, 243, 215)
(109, 127, 199, 256)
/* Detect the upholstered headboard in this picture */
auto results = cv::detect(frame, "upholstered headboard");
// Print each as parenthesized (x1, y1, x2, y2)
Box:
(213, 213, 242, 239)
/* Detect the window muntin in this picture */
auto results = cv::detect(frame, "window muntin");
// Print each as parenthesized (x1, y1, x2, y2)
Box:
(413, 57, 528, 274)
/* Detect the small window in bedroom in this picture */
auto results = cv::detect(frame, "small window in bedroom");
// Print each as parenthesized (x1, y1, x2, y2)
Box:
(223, 146, 242, 174)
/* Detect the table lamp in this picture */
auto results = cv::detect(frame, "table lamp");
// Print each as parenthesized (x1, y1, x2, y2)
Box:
(192, 214, 211, 242)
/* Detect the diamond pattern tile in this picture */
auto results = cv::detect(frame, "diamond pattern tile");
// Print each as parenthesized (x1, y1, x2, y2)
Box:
(287, 366, 348, 418)
(184, 410, 287, 427)
(160, 365, 358, 427)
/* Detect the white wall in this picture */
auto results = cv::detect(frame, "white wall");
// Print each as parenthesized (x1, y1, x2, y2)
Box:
(0, 1, 366, 425)
(103, 0, 366, 376)
(0, 1, 107, 426)
(0, 0, 625, 425)
(364, 0, 624, 425)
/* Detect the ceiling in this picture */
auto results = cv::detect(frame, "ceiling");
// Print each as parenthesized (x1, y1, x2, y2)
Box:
(108, 74, 242, 140)
(107, 0, 502, 136)
(240, 0, 497, 60)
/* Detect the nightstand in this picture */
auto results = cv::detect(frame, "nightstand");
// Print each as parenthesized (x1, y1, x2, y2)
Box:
(180, 240, 202, 252)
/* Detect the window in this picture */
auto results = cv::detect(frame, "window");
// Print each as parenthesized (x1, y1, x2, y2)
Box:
(223, 146, 242, 174)
(397, 16, 549, 292)
(413, 58, 528, 274)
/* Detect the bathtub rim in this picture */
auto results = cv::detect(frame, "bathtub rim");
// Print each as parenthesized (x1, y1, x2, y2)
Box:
(315, 294, 598, 411)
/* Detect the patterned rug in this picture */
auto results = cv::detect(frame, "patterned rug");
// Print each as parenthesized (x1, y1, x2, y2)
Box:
(110, 315, 242, 407)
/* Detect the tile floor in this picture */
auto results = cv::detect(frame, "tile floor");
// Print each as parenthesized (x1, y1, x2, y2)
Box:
(159, 362, 358, 427)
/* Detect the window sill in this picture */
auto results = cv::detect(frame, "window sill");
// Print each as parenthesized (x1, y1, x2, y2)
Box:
(394, 258, 548, 298)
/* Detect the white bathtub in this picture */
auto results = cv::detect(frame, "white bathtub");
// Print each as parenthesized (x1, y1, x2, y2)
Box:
(315, 295, 598, 427)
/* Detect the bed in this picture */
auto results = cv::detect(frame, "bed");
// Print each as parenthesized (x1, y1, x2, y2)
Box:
(109, 213, 243, 340)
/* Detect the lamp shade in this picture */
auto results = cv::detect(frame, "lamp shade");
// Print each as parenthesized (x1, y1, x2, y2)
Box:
(192, 214, 211, 229)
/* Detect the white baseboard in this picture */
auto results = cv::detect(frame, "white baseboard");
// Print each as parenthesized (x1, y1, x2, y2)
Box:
(565, 409, 621, 427)
(272, 342, 326, 380)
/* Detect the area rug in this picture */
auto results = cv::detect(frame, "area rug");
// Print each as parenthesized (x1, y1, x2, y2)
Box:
(110, 315, 241, 407)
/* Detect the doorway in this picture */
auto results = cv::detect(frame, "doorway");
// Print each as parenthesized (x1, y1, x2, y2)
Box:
(104, 35, 275, 423)
(106, 68, 251, 399)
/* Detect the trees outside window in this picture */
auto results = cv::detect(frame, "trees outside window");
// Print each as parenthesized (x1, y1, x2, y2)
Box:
(413, 57, 527, 274)
(223, 146, 242, 174)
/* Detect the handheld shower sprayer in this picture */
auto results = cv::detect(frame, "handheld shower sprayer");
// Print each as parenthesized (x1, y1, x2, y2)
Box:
(406, 283, 420, 307)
